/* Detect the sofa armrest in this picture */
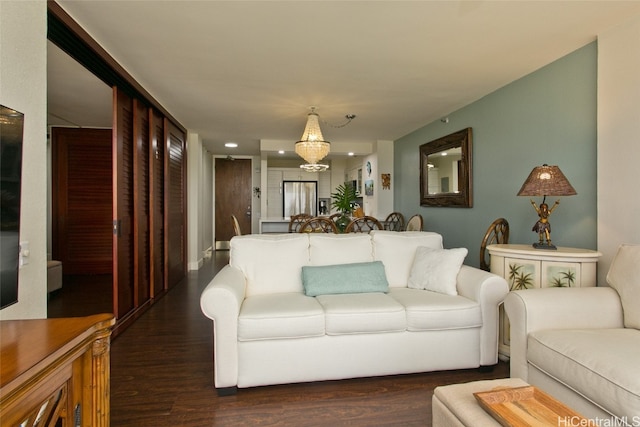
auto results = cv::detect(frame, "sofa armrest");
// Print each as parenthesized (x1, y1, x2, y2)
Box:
(457, 265, 509, 366)
(504, 287, 624, 381)
(200, 265, 246, 389)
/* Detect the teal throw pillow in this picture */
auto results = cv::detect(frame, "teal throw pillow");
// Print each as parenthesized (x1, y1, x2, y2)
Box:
(301, 261, 389, 296)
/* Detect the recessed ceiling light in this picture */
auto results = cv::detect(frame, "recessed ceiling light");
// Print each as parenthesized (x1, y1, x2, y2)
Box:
(348, 152, 355, 156)
(278, 150, 285, 154)
(225, 142, 238, 148)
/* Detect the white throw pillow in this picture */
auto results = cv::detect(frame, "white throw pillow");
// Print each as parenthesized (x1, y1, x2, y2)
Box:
(407, 246, 468, 295)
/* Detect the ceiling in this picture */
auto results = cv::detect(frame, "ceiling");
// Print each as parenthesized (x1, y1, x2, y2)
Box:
(48, 1, 640, 159)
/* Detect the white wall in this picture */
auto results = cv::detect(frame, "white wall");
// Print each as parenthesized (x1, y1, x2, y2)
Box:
(375, 140, 394, 218)
(187, 132, 212, 270)
(597, 14, 640, 284)
(0, 0, 48, 319)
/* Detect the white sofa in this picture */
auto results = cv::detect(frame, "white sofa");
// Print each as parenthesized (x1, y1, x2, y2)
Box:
(201, 231, 509, 394)
(504, 244, 640, 422)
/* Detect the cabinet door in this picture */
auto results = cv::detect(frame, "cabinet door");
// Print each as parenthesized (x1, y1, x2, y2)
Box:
(504, 257, 541, 291)
(541, 261, 581, 288)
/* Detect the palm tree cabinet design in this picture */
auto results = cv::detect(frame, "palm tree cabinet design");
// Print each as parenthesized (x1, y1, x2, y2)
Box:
(486, 244, 601, 358)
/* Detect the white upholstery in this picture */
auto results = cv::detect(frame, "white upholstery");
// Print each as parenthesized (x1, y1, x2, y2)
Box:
(230, 233, 309, 296)
(504, 243, 640, 420)
(433, 378, 530, 427)
(528, 328, 640, 420)
(201, 231, 509, 391)
(47, 260, 62, 293)
(371, 230, 443, 287)
(238, 293, 324, 341)
(309, 234, 373, 265)
(388, 288, 482, 331)
(316, 293, 406, 335)
(607, 243, 640, 329)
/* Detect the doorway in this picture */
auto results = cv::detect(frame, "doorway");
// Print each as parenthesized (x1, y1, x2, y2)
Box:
(215, 157, 252, 248)
(49, 127, 113, 317)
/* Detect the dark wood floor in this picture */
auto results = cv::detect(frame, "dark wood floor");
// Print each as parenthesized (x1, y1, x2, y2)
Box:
(50, 251, 510, 426)
(47, 273, 113, 318)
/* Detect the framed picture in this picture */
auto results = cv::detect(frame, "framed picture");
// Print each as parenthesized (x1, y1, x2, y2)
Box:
(364, 179, 374, 196)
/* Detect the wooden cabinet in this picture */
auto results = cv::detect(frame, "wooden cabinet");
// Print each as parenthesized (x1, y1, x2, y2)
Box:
(487, 244, 601, 358)
(1, 314, 115, 427)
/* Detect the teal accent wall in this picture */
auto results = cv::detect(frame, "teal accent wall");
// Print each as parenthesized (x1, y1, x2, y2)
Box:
(394, 42, 597, 268)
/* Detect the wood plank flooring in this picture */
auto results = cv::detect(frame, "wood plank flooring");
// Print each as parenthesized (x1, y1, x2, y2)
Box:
(108, 251, 509, 426)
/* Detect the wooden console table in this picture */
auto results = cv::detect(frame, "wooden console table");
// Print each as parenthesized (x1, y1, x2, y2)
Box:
(487, 244, 601, 358)
(1, 313, 115, 427)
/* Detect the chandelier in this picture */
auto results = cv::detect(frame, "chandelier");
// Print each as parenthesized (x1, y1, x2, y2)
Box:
(295, 107, 355, 172)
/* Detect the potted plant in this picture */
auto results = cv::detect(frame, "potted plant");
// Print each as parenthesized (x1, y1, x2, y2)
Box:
(331, 183, 358, 232)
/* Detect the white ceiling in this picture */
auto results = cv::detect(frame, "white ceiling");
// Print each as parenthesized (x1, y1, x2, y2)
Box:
(49, 1, 640, 158)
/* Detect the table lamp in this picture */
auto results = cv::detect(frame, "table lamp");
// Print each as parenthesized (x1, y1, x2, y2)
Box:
(517, 164, 576, 250)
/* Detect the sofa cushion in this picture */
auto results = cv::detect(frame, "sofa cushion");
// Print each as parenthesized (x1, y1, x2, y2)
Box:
(371, 230, 443, 287)
(316, 293, 406, 335)
(308, 234, 373, 265)
(606, 244, 640, 329)
(407, 247, 468, 296)
(528, 328, 640, 420)
(301, 261, 389, 296)
(388, 288, 482, 331)
(238, 293, 325, 341)
(230, 234, 310, 296)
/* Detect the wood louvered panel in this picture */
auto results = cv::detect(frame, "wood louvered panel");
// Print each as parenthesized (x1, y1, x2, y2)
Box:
(133, 99, 150, 307)
(164, 119, 186, 289)
(51, 128, 112, 275)
(113, 87, 134, 318)
(149, 110, 165, 297)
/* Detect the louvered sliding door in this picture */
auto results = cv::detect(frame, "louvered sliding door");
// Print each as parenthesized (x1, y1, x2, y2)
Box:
(51, 128, 112, 275)
(165, 120, 187, 289)
(133, 99, 150, 307)
(113, 87, 135, 318)
(149, 110, 165, 297)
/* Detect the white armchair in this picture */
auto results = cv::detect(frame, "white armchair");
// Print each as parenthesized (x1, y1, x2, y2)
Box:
(504, 244, 640, 421)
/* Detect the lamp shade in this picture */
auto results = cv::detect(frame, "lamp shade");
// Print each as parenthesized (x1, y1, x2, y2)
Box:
(517, 164, 577, 197)
(295, 111, 330, 164)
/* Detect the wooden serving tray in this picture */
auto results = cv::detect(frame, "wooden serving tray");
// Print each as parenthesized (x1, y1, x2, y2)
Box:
(473, 385, 588, 427)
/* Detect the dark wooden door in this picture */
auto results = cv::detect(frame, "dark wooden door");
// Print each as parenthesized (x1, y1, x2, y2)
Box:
(51, 127, 112, 275)
(133, 99, 150, 307)
(215, 158, 252, 245)
(113, 87, 135, 318)
(149, 110, 165, 298)
(165, 119, 187, 289)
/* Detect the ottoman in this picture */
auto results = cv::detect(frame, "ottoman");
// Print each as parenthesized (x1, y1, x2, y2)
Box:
(432, 378, 529, 427)
(47, 260, 63, 293)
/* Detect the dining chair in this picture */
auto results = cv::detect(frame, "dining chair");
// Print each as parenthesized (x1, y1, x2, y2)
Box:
(344, 216, 383, 233)
(231, 215, 242, 236)
(384, 212, 405, 231)
(299, 217, 338, 233)
(288, 213, 312, 233)
(405, 214, 423, 231)
(480, 218, 509, 271)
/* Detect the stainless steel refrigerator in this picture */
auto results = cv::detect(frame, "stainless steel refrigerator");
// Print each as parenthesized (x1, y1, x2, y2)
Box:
(283, 181, 317, 218)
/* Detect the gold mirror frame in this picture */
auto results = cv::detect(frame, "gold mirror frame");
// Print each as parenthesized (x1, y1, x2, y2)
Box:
(420, 127, 473, 207)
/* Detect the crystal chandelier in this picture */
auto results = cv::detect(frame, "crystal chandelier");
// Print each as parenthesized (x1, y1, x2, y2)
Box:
(295, 107, 331, 172)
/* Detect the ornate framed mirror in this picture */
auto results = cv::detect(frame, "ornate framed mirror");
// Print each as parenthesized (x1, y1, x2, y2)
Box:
(420, 127, 473, 207)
